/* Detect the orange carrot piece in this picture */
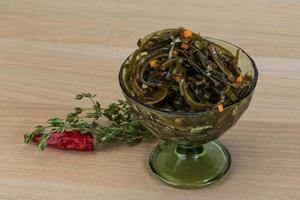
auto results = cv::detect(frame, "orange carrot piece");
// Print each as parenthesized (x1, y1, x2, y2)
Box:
(236, 75, 243, 83)
(181, 43, 189, 49)
(149, 60, 158, 69)
(217, 104, 224, 112)
(183, 30, 193, 38)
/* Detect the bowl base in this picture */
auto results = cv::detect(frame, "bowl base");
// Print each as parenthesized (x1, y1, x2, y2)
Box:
(149, 140, 231, 188)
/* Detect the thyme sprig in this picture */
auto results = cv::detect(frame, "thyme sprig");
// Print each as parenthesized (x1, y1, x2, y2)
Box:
(24, 93, 152, 150)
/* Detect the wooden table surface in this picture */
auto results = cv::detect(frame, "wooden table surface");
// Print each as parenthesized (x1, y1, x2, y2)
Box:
(0, 1, 299, 199)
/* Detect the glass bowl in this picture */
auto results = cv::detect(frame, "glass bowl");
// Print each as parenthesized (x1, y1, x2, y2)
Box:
(118, 37, 258, 188)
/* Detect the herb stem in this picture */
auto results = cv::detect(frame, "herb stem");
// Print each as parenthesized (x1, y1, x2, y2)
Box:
(89, 97, 96, 106)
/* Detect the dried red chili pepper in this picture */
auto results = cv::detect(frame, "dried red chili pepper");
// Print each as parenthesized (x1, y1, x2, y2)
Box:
(32, 131, 94, 151)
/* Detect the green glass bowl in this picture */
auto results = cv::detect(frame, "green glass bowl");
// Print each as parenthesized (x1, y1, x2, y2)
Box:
(119, 37, 258, 188)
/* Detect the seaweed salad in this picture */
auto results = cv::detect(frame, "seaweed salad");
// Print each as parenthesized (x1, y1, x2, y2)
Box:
(122, 28, 253, 112)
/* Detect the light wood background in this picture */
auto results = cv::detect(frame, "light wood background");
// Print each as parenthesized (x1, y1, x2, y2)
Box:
(0, 0, 299, 199)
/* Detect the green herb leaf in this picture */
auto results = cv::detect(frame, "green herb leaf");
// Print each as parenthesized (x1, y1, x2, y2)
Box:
(75, 94, 84, 100)
(74, 107, 83, 114)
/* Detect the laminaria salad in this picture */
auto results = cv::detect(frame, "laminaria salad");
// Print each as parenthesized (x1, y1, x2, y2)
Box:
(122, 27, 253, 112)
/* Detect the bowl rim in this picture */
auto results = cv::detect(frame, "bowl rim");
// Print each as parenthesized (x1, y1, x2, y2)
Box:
(118, 36, 259, 115)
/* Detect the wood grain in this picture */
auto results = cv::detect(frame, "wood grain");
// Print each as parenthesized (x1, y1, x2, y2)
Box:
(0, 0, 299, 199)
